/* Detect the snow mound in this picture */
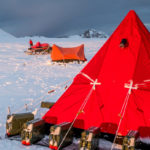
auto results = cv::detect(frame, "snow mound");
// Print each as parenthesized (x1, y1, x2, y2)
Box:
(145, 24, 150, 32)
(0, 29, 16, 42)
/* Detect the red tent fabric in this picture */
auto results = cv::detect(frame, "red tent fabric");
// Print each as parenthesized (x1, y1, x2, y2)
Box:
(43, 10, 150, 136)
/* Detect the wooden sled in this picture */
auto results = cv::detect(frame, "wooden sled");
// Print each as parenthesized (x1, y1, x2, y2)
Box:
(24, 46, 52, 55)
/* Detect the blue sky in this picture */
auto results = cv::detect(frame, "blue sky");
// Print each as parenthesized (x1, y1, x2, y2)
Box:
(0, 0, 150, 37)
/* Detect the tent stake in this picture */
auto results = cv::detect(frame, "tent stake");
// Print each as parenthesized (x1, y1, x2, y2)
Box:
(8, 106, 11, 115)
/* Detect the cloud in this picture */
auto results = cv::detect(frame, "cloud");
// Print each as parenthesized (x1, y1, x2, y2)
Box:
(0, 0, 150, 37)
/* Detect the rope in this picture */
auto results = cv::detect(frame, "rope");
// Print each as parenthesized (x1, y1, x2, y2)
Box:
(14, 93, 49, 113)
(111, 80, 134, 150)
(14, 78, 73, 114)
(80, 72, 94, 83)
(39, 46, 51, 55)
(118, 91, 130, 120)
(144, 79, 150, 82)
(111, 93, 130, 150)
(57, 73, 101, 149)
(57, 86, 94, 150)
(48, 78, 73, 92)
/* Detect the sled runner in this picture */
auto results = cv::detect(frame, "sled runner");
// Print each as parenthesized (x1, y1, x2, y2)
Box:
(25, 46, 51, 55)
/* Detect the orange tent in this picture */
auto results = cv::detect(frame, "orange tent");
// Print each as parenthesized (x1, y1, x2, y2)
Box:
(51, 44, 86, 62)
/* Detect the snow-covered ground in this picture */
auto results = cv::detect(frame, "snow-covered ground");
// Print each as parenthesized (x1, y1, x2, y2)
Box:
(0, 29, 108, 149)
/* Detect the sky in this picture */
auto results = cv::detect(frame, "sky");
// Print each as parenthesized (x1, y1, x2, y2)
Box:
(0, 0, 150, 37)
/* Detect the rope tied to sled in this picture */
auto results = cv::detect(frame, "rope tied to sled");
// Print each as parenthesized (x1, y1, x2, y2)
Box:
(13, 78, 73, 114)
(47, 78, 72, 94)
(111, 80, 138, 150)
(57, 72, 101, 150)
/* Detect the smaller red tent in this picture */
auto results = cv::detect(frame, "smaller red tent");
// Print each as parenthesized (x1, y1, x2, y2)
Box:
(51, 44, 86, 62)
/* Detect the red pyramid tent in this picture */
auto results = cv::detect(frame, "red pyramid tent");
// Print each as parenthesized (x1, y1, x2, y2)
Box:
(43, 10, 150, 136)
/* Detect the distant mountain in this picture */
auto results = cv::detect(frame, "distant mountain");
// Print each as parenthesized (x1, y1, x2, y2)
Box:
(80, 29, 108, 38)
(65, 29, 108, 39)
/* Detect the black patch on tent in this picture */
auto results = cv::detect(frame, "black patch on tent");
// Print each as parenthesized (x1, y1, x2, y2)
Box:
(120, 38, 129, 48)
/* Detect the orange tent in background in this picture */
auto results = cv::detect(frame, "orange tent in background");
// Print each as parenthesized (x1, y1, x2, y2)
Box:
(51, 44, 86, 62)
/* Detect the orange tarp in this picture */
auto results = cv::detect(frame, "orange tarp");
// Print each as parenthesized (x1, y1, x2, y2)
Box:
(51, 44, 86, 61)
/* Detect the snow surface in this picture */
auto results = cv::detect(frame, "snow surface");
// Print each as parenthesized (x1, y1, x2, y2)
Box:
(0, 29, 108, 149)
